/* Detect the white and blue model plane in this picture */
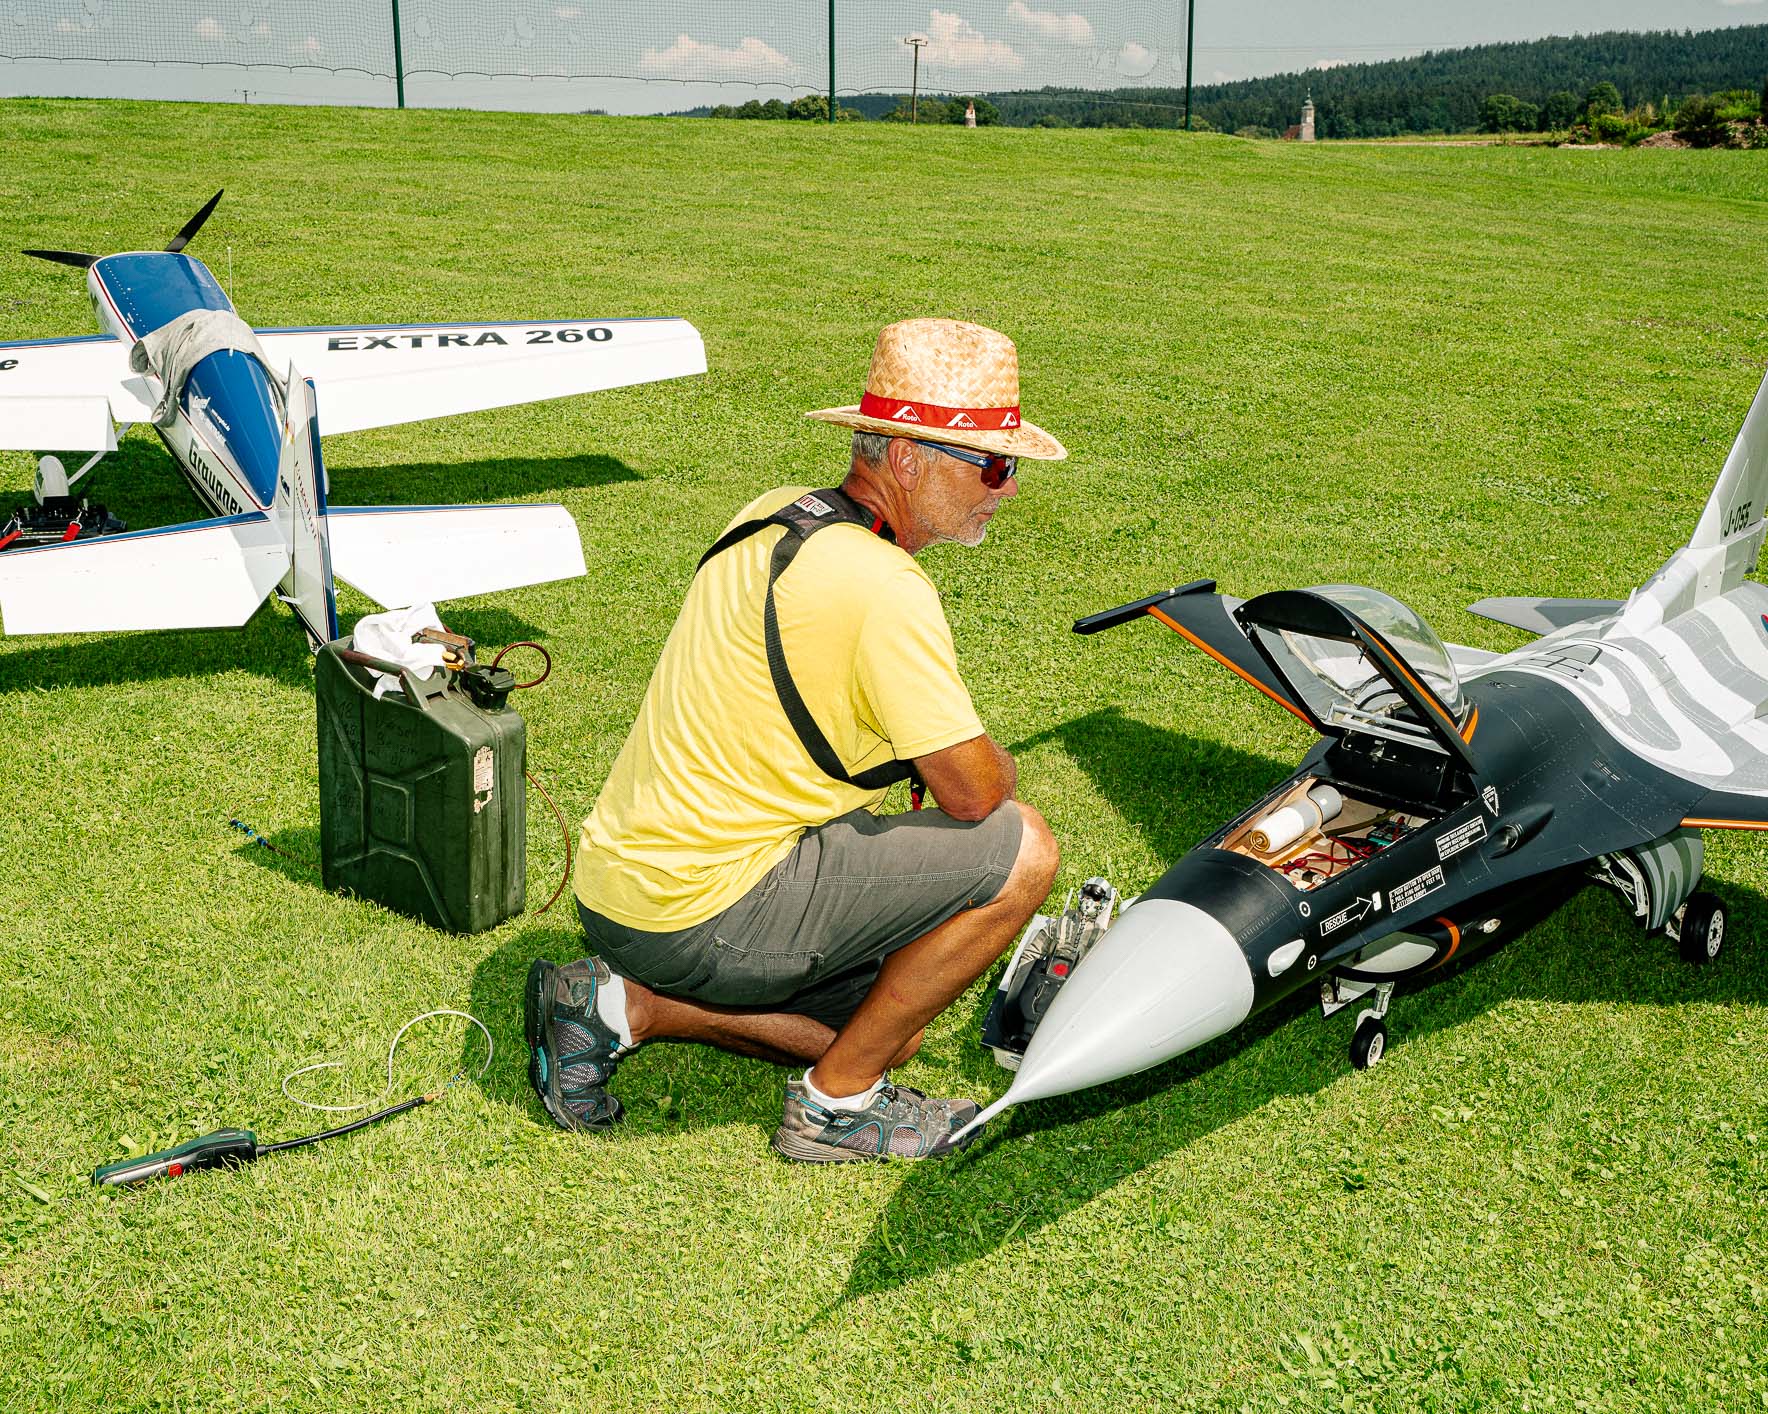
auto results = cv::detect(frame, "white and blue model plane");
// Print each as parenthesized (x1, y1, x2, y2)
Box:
(0, 191, 706, 646)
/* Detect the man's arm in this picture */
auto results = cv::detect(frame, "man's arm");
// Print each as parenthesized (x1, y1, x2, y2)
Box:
(913, 732, 1017, 821)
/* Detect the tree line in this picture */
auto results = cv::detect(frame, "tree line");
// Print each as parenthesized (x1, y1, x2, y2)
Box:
(685, 24, 1768, 138)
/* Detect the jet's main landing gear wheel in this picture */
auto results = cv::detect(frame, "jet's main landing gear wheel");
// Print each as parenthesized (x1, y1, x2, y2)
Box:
(1350, 1013, 1388, 1069)
(1348, 980, 1395, 1070)
(1677, 890, 1726, 966)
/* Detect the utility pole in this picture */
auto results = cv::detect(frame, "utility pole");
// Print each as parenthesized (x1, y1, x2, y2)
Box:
(390, 0, 406, 109)
(1183, 0, 1195, 130)
(827, 0, 836, 123)
(906, 34, 928, 123)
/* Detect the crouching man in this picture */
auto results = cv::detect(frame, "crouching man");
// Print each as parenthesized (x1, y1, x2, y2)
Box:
(525, 318, 1062, 1161)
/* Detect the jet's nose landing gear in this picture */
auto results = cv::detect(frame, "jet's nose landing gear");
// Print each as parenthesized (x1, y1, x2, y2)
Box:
(1349, 980, 1395, 1070)
(1672, 890, 1726, 966)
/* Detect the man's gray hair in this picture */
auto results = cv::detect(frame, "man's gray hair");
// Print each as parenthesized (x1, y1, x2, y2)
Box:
(852, 430, 894, 467)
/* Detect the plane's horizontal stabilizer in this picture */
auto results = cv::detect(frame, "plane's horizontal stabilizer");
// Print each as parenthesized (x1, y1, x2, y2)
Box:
(326, 503, 585, 608)
(0, 394, 118, 451)
(254, 318, 706, 436)
(1467, 597, 1622, 636)
(0, 512, 289, 634)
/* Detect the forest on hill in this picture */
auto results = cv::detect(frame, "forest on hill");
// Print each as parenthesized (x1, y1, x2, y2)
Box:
(992, 24, 1768, 134)
(685, 25, 1768, 137)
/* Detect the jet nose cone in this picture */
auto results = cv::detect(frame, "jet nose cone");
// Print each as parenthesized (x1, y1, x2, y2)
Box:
(957, 899, 1255, 1140)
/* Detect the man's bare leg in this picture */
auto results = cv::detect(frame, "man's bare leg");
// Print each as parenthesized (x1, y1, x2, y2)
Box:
(621, 990, 928, 1070)
(605, 804, 1055, 1080)
(808, 801, 1059, 1097)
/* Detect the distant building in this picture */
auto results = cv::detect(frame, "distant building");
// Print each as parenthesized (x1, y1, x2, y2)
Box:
(964, 100, 976, 128)
(1283, 93, 1317, 142)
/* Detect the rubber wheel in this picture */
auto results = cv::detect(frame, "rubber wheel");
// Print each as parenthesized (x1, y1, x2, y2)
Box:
(1679, 890, 1726, 966)
(1349, 1013, 1388, 1070)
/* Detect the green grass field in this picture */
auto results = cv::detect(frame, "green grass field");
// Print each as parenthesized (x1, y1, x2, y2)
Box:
(3, 100, 1768, 1412)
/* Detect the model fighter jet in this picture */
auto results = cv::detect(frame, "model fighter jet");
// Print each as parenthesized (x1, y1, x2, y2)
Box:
(0, 191, 706, 645)
(958, 364, 1768, 1144)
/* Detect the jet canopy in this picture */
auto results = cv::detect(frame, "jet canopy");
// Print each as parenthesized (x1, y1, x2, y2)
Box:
(1238, 584, 1473, 760)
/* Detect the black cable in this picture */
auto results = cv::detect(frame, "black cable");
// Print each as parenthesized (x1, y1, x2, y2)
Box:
(256, 1092, 438, 1154)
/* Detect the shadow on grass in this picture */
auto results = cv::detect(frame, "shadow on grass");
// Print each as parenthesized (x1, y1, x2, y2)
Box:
(326, 452, 641, 506)
(0, 605, 316, 692)
(834, 709, 1768, 1304)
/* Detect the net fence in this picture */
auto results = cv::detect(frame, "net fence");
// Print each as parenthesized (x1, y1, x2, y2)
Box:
(0, 1, 1193, 117)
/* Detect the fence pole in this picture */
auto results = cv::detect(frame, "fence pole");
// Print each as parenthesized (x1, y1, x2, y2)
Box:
(827, 0, 836, 122)
(391, 0, 406, 109)
(1183, 0, 1194, 130)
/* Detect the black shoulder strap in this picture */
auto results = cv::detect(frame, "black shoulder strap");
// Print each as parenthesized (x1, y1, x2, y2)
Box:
(697, 489, 915, 792)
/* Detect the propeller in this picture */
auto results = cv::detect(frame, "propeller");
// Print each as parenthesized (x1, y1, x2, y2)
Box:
(21, 188, 224, 268)
(20, 249, 97, 268)
(165, 188, 223, 254)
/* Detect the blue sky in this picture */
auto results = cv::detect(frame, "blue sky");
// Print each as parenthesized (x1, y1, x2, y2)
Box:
(0, 0, 1762, 112)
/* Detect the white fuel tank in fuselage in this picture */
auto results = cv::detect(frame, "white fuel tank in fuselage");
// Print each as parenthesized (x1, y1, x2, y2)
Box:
(86, 252, 284, 521)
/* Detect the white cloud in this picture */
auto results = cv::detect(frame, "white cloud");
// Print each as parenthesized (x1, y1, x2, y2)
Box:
(1310, 58, 1347, 70)
(555, 5, 581, 17)
(924, 10, 1023, 72)
(1005, 1, 1092, 45)
(1718, 0, 1764, 7)
(193, 15, 223, 41)
(639, 33, 795, 79)
(1212, 69, 1234, 83)
(1114, 41, 1156, 77)
(290, 34, 320, 57)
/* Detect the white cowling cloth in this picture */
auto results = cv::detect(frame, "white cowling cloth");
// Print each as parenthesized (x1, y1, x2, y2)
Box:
(128, 308, 283, 427)
(352, 603, 449, 699)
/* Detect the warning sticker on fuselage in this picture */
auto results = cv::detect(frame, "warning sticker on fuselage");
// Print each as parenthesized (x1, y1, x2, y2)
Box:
(1390, 865, 1446, 912)
(1435, 817, 1487, 862)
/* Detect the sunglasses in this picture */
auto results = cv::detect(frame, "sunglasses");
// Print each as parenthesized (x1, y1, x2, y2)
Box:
(918, 439, 1018, 489)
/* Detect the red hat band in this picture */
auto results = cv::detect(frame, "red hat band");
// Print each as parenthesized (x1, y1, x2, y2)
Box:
(858, 391, 1022, 432)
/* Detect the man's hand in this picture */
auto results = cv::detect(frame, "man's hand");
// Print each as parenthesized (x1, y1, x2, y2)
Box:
(912, 733, 1017, 821)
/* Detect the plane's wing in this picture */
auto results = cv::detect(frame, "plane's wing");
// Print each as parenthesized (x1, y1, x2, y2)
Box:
(0, 512, 289, 634)
(1445, 641, 1501, 673)
(253, 317, 706, 436)
(1073, 580, 1314, 725)
(0, 334, 156, 447)
(1468, 596, 1623, 635)
(326, 502, 585, 608)
(1680, 786, 1768, 832)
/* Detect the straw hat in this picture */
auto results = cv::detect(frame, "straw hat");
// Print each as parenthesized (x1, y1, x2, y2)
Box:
(805, 318, 1067, 461)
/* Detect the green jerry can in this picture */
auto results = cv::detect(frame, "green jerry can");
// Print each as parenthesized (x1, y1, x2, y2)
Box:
(316, 638, 526, 933)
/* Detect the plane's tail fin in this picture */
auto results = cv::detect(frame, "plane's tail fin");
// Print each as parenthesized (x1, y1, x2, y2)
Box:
(1690, 366, 1768, 552)
(269, 370, 338, 649)
(1619, 366, 1768, 629)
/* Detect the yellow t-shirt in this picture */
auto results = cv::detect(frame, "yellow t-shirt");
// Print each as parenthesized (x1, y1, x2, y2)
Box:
(575, 487, 987, 930)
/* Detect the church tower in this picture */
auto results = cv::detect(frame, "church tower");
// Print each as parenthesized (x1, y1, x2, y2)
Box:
(1301, 91, 1316, 142)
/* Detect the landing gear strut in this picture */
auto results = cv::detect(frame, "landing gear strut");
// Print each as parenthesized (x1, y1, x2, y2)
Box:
(1349, 981, 1394, 1070)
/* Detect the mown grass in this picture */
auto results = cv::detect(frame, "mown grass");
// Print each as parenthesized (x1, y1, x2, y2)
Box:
(2, 100, 1767, 1412)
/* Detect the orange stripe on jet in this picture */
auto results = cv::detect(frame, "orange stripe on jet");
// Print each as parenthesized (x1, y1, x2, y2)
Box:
(1147, 606, 1314, 727)
(1682, 817, 1768, 831)
(1425, 917, 1462, 971)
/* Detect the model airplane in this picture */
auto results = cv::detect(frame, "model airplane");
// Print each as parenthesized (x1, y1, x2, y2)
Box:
(0, 191, 706, 645)
(959, 364, 1768, 1143)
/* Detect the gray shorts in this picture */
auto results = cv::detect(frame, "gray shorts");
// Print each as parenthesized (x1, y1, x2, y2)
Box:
(576, 802, 1024, 1030)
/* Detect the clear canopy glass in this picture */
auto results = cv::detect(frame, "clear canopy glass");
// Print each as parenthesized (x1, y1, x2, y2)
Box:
(1264, 584, 1468, 729)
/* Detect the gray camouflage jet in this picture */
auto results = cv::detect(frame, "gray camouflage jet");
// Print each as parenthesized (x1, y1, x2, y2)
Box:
(962, 365, 1768, 1142)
